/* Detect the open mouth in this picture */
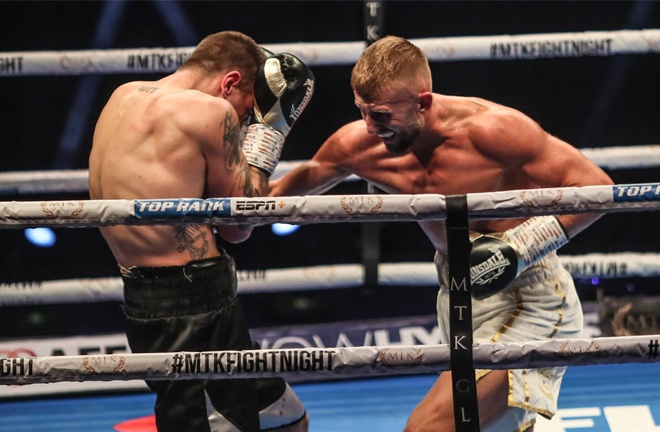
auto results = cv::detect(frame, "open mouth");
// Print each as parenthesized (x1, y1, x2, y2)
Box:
(378, 130, 395, 140)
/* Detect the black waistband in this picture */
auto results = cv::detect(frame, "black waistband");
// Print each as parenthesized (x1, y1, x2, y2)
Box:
(121, 255, 237, 318)
(121, 254, 231, 280)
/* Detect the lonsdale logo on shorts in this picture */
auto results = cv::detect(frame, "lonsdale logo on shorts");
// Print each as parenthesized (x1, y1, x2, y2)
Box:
(520, 189, 563, 208)
(470, 248, 511, 285)
(339, 195, 383, 214)
(40, 201, 84, 218)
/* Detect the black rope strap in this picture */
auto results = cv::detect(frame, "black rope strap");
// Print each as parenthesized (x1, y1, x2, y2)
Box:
(445, 194, 480, 431)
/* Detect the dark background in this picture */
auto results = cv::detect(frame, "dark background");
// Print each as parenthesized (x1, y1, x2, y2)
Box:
(1, 1, 659, 335)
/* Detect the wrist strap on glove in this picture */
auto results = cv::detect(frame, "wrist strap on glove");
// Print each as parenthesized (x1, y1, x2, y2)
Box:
(503, 216, 569, 273)
(242, 123, 285, 175)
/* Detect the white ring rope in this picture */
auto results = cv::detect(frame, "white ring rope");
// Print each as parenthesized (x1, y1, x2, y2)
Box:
(1, 183, 660, 228)
(0, 169, 89, 195)
(578, 145, 660, 170)
(0, 335, 657, 385)
(0, 29, 658, 76)
(1, 146, 659, 195)
(0, 253, 657, 306)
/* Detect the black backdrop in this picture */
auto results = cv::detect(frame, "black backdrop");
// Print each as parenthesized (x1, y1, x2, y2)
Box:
(1, 1, 659, 334)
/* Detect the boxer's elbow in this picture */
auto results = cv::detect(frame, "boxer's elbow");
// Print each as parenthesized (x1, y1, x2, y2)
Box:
(215, 225, 253, 244)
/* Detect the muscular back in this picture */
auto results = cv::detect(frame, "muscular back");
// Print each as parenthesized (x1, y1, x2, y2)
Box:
(89, 80, 250, 268)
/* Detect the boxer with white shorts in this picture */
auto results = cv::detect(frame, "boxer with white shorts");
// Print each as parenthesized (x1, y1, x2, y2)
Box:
(435, 250, 583, 431)
(270, 35, 612, 431)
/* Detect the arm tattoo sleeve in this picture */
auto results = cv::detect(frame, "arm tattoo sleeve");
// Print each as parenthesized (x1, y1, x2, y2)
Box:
(220, 112, 268, 198)
(223, 113, 241, 173)
(243, 165, 268, 197)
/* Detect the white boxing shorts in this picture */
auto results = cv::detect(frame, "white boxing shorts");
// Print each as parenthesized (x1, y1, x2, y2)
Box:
(435, 251, 583, 432)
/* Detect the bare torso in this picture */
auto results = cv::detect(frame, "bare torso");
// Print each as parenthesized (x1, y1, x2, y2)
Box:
(271, 94, 612, 255)
(342, 97, 530, 254)
(89, 78, 245, 268)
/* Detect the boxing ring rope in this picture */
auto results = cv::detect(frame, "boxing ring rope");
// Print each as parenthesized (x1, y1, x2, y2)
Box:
(1, 145, 659, 195)
(1, 29, 657, 197)
(1, 183, 659, 228)
(0, 191, 657, 393)
(0, 29, 658, 75)
(0, 335, 658, 385)
(1, 252, 658, 306)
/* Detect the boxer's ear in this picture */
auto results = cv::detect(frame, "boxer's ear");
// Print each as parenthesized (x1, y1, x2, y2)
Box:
(418, 92, 432, 113)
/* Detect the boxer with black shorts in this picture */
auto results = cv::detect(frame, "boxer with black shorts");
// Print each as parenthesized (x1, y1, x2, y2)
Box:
(89, 31, 313, 431)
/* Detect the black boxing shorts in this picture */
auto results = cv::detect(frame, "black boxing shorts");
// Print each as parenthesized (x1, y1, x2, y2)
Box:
(121, 254, 306, 431)
(122, 254, 260, 431)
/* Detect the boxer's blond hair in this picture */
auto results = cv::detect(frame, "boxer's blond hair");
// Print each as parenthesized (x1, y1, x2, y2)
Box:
(351, 36, 432, 102)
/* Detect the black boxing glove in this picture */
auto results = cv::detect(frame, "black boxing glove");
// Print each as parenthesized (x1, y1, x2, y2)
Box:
(243, 53, 315, 174)
(469, 216, 569, 300)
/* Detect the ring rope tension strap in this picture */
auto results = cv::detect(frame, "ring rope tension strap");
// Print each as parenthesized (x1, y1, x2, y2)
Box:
(446, 194, 480, 431)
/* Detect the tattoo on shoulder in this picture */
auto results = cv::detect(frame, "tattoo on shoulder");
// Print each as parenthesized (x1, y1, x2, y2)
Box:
(174, 224, 208, 260)
(137, 86, 160, 94)
(223, 113, 241, 172)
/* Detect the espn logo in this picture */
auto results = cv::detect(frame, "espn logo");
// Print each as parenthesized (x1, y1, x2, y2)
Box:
(235, 200, 277, 211)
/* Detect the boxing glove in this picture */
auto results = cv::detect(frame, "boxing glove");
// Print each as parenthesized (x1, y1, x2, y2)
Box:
(469, 216, 569, 300)
(243, 53, 315, 174)
(237, 47, 274, 143)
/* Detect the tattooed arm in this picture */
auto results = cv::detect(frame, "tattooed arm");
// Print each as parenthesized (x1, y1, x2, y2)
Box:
(203, 106, 268, 243)
(218, 112, 270, 197)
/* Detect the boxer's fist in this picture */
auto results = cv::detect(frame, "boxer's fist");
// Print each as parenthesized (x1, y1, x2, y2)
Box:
(243, 53, 314, 174)
(469, 216, 569, 300)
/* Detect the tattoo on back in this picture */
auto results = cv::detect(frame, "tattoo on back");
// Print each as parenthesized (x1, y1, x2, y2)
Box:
(137, 86, 160, 94)
(175, 224, 208, 260)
